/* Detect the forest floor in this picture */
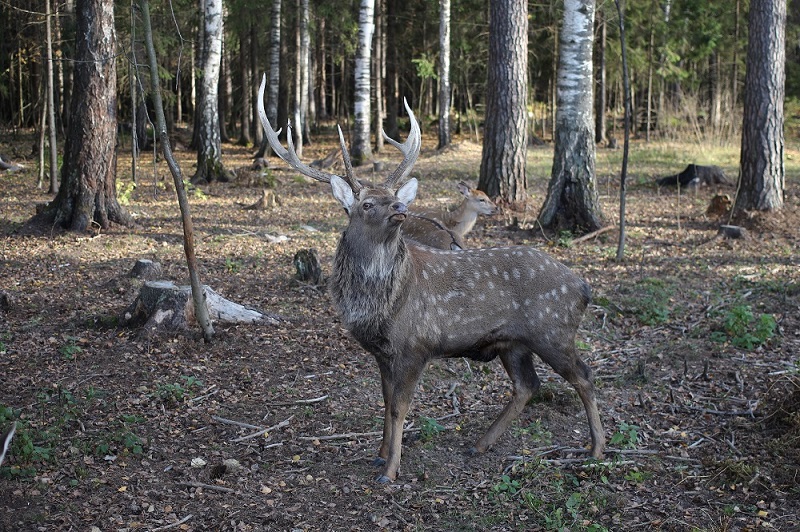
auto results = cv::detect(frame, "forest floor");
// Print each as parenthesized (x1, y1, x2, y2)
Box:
(0, 127, 799, 532)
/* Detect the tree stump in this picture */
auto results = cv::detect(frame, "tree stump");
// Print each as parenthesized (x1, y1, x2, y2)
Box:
(123, 280, 281, 334)
(293, 249, 324, 286)
(719, 225, 749, 240)
(129, 259, 162, 280)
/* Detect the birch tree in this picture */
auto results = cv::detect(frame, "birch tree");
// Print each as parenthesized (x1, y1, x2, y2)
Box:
(538, 0, 603, 233)
(351, 0, 375, 166)
(438, 0, 452, 150)
(192, 0, 233, 183)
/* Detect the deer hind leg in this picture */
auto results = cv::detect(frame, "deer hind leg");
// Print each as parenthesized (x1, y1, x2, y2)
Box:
(537, 344, 605, 459)
(472, 345, 540, 454)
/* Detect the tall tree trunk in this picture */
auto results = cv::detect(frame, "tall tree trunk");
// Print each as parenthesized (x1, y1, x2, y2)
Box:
(374, 0, 385, 152)
(437, 0, 451, 150)
(219, 38, 232, 143)
(318, 17, 328, 119)
(732, 0, 741, 108)
(710, 52, 722, 135)
(735, 0, 786, 213)
(255, 0, 281, 158)
(478, 0, 528, 204)
(299, 0, 310, 142)
(538, 0, 603, 233)
(238, 33, 252, 145)
(293, 0, 304, 156)
(351, 0, 375, 166)
(192, 0, 232, 183)
(139, 0, 214, 343)
(595, 6, 606, 145)
(645, 5, 654, 143)
(384, 0, 399, 140)
(36, 0, 132, 231)
(45, 0, 59, 193)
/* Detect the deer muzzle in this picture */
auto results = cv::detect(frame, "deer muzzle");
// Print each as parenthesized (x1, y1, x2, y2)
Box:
(390, 202, 408, 223)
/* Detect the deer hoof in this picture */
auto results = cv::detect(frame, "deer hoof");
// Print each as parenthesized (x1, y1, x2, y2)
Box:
(375, 474, 393, 484)
(372, 457, 386, 467)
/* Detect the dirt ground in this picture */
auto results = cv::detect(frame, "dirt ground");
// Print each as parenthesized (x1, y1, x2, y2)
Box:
(1, 129, 799, 531)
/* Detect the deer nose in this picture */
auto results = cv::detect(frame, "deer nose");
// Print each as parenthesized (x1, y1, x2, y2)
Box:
(392, 202, 408, 214)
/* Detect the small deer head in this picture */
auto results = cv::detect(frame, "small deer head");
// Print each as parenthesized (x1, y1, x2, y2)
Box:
(457, 181, 498, 216)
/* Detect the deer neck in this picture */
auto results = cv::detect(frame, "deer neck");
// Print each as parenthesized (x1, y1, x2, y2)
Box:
(446, 201, 478, 236)
(330, 227, 411, 342)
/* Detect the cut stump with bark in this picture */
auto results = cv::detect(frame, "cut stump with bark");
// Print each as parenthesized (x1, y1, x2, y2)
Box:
(719, 225, 749, 240)
(293, 249, 324, 286)
(129, 259, 162, 280)
(123, 280, 281, 334)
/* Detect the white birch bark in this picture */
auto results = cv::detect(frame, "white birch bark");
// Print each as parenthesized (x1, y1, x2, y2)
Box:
(194, 0, 226, 182)
(437, 0, 451, 150)
(352, 0, 375, 166)
(538, 0, 603, 232)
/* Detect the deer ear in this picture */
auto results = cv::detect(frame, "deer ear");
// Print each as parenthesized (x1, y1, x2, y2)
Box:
(330, 175, 355, 213)
(457, 181, 470, 196)
(396, 178, 418, 206)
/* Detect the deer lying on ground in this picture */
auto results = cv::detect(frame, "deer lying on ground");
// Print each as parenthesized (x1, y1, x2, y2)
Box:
(257, 75, 605, 482)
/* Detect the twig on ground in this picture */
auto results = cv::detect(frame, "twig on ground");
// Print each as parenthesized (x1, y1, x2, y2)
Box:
(177, 481, 235, 493)
(191, 385, 219, 403)
(212, 416, 263, 430)
(294, 395, 329, 404)
(572, 225, 615, 244)
(231, 415, 294, 442)
(149, 514, 193, 532)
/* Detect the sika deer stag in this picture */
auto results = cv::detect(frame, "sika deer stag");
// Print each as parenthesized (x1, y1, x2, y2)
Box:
(257, 75, 605, 482)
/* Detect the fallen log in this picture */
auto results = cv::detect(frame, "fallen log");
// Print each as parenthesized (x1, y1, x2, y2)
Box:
(123, 280, 281, 333)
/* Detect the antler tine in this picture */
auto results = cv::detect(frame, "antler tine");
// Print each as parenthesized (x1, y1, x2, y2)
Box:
(337, 126, 361, 192)
(257, 74, 342, 185)
(383, 98, 421, 187)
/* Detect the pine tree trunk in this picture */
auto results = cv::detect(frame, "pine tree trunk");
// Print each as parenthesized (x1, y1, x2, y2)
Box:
(478, 0, 527, 204)
(255, 0, 281, 158)
(595, 7, 607, 145)
(37, 0, 132, 231)
(238, 33, 252, 145)
(735, 0, 785, 213)
(538, 0, 603, 233)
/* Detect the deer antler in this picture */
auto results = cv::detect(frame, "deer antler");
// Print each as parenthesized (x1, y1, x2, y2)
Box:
(257, 74, 361, 191)
(257, 75, 421, 192)
(383, 98, 421, 187)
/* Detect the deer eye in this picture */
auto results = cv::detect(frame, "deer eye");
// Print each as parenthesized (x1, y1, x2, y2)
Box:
(362, 202, 373, 211)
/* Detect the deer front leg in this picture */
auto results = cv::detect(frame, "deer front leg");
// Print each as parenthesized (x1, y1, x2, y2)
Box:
(472, 347, 539, 454)
(375, 359, 425, 483)
(373, 369, 392, 467)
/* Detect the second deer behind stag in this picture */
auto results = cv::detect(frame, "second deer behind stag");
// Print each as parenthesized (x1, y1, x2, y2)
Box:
(257, 75, 605, 483)
(402, 182, 497, 249)
(420, 182, 498, 236)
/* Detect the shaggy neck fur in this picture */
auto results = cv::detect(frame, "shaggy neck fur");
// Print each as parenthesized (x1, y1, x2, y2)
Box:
(329, 224, 411, 352)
